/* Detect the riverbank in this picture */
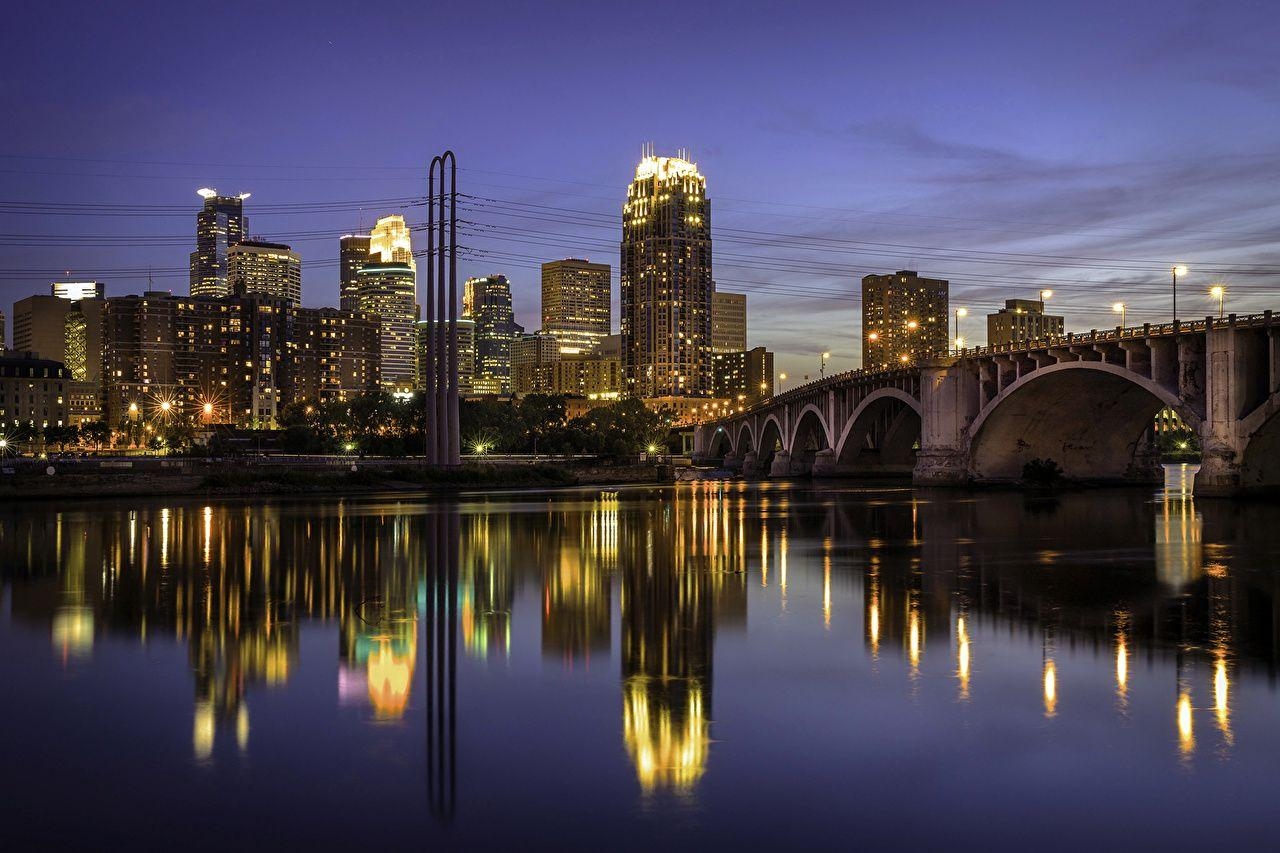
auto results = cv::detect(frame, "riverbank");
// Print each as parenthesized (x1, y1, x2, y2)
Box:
(0, 461, 671, 501)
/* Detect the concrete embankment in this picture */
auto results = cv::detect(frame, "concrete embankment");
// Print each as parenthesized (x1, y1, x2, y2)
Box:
(0, 458, 669, 501)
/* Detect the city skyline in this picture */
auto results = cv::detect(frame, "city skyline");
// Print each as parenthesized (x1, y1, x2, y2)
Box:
(3, 1, 1277, 381)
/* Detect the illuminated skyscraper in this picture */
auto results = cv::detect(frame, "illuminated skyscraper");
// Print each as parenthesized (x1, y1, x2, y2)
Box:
(339, 234, 372, 311)
(861, 270, 949, 368)
(541, 258, 611, 355)
(620, 150, 713, 398)
(370, 215, 415, 270)
(189, 188, 249, 298)
(711, 290, 746, 353)
(355, 262, 418, 392)
(417, 319, 475, 396)
(463, 275, 520, 395)
(228, 240, 302, 303)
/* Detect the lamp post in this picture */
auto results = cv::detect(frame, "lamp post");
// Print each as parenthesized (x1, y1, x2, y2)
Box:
(778, 372, 787, 393)
(1039, 289, 1053, 313)
(820, 351, 831, 378)
(1113, 302, 1126, 328)
(953, 308, 967, 353)
(954, 336, 966, 354)
(905, 320, 918, 365)
(1210, 284, 1225, 320)
(1172, 265, 1188, 326)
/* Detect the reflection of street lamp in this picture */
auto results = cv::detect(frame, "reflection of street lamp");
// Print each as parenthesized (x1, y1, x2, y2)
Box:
(1113, 302, 1127, 328)
(1172, 264, 1188, 325)
(820, 351, 831, 377)
(1210, 284, 1225, 319)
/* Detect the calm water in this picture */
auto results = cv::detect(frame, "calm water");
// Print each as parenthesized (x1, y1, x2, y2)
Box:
(2, 483, 1279, 849)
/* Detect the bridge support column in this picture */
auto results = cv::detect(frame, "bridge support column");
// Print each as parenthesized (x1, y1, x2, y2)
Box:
(723, 450, 742, 472)
(769, 450, 794, 477)
(742, 451, 764, 478)
(811, 448, 838, 477)
(1196, 325, 1246, 495)
(914, 358, 980, 486)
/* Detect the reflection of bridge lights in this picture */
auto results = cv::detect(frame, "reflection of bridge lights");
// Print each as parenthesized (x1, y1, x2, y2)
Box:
(1116, 636, 1128, 695)
(956, 616, 971, 699)
(1214, 656, 1232, 743)
(1177, 691, 1194, 755)
(1043, 659, 1057, 717)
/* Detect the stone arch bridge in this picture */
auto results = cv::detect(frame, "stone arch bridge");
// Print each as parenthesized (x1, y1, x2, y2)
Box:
(694, 313, 1280, 495)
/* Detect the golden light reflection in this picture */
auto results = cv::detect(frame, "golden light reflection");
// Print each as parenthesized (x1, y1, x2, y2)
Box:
(1214, 655, 1232, 745)
(194, 700, 215, 760)
(822, 547, 832, 628)
(1043, 659, 1057, 718)
(907, 609, 921, 672)
(1116, 636, 1128, 702)
(1177, 691, 1195, 756)
(623, 680, 709, 794)
(367, 632, 416, 719)
(956, 615, 971, 699)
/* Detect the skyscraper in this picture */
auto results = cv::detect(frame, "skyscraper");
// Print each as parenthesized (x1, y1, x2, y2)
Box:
(541, 258, 611, 355)
(861, 270, 949, 368)
(228, 240, 302, 303)
(355, 262, 418, 392)
(417, 319, 475, 396)
(463, 275, 520, 395)
(339, 234, 372, 311)
(370, 215, 415, 269)
(711, 290, 747, 353)
(52, 281, 105, 301)
(620, 150, 713, 398)
(189, 188, 249, 298)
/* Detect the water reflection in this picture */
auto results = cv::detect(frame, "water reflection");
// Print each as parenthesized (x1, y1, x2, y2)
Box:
(4, 482, 1280, 840)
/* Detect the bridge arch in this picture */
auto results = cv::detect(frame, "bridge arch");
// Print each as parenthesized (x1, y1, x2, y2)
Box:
(705, 425, 733, 460)
(968, 362, 1197, 482)
(1238, 403, 1280, 492)
(733, 420, 755, 456)
(832, 388, 922, 475)
(756, 415, 785, 471)
(787, 404, 833, 456)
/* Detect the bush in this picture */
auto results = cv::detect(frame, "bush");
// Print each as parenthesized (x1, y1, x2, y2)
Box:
(1022, 457, 1063, 486)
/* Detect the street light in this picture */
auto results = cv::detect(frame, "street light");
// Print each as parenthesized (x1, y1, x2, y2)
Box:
(820, 351, 831, 377)
(905, 320, 918, 364)
(1172, 265, 1188, 326)
(1113, 302, 1127, 328)
(954, 336, 966, 352)
(1039, 289, 1053, 312)
(778, 372, 787, 393)
(954, 307, 967, 352)
(1210, 284, 1225, 320)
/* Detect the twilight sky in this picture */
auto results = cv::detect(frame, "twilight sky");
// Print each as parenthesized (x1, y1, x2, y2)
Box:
(2, 0, 1278, 378)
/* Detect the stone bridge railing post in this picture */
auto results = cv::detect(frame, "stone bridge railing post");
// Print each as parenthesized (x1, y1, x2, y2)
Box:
(914, 358, 980, 486)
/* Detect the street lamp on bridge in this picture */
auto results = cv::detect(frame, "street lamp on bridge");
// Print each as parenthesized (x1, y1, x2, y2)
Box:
(1210, 284, 1226, 320)
(819, 351, 831, 378)
(953, 307, 967, 353)
(778, 372, 787, 393)
(1172, 264, 1188, 326)
(1039, 289, 1053, 313)
(1113, 302, 1127, 328)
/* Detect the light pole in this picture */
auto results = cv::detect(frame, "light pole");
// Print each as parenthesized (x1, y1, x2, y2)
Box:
(778, 372, 787, 393)
(1172, 264, 1188, 326)
(905, 320, 918, 365)
(1210, 284, 1225, 320)
(953, 308, 967, 353)
(1113, 302, 1127, 328)
(819, 351, 830, 378)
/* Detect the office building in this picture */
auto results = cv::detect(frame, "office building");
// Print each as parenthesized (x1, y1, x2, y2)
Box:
(370, 214, 415, 269)
(987, 299, 1065, 347)
(620, 150, 714, 398)
(712, 290, 747, 353)
(0, 353, 68, 430)
(417, 319, 475, 396)
(189, 188, 249, 298)
(512, 332, 561, 396)
(294, 307, 381, 405)
(712, 346, 774, 408)
(463, 275, 520, 395)
(354, 262, 417, 392)
(228, 240, 302, 303)
(861, 270, 949, 368)
(339, 234, 372, 311)
(541, 258, 611, 355)
(52, 281, 105, 301)
(549, 353, 622, 400)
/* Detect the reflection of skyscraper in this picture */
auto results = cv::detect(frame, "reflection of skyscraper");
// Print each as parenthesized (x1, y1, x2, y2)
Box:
(621, 150, 713, 398)
(541, 495, 614, 665)
(190, 188, 249, 298)
(459, 512, 515, 659)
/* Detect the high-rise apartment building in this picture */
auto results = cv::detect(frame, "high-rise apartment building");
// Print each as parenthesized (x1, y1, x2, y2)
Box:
(354, 262, 417, 392)
(541, 258, 611, 355)
(12, 295, 70, 361)
(417, 319, 475, 396)
(463, 275, 520, 395)
(228, 240, 302, 303)
(861, 270, 949, 368)
(189, 188, 249, 298)
(987, 299, 1065, 347)
(512, 332, 561, 396)
(52, 281, 105, 300)
(294, 308, 381, 404)
(712, 290, 747, 353)
(712, 346, 774, 407)
(620, 151, 714, 398)
(370, 215, 415, 269)
(339, 234, 372, 311)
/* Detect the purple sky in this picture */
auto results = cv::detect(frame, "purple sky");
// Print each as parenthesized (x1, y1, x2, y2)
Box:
(2, 0, 1278, 377)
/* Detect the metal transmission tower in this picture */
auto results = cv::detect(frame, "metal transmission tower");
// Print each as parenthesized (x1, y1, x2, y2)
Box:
(426, 151, 460, 465)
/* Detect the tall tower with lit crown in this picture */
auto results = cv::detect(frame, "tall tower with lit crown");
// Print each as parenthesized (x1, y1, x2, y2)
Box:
(370, 215, 415, 270)
(189, 188, 249, 298)
(620, 147, 713, 398)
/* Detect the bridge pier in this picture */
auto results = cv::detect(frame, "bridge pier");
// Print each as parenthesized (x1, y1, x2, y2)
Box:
(742, 451, 764, 478)
(913, 359, 980, 487)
